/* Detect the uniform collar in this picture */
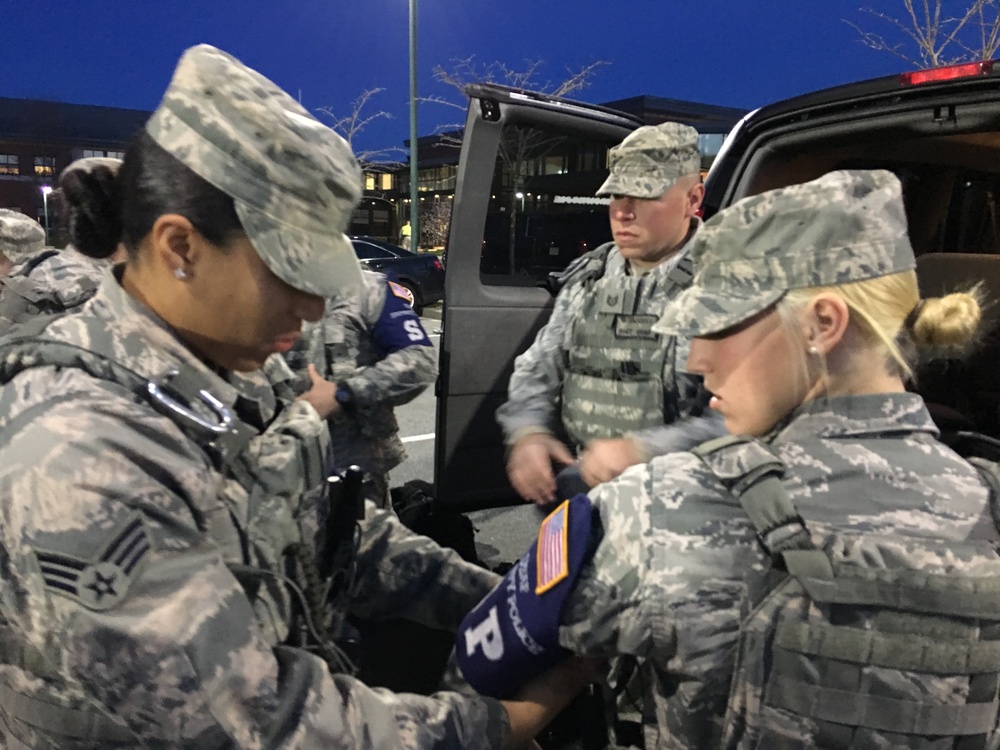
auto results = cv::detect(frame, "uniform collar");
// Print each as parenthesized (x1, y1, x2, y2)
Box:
(768, 392, 939, 444)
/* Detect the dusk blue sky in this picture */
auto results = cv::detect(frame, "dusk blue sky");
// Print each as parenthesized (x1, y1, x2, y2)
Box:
(2, 1, 919, 156)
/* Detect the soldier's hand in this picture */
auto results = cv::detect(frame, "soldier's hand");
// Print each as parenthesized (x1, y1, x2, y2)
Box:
(501, 656, 606, 749)
(579, 437, 643, 487)
(507, 433, 574, 505)
(295, 364, 341, 419)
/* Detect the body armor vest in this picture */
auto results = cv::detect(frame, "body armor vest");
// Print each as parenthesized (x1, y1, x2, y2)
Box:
(561, 245, 693, 446)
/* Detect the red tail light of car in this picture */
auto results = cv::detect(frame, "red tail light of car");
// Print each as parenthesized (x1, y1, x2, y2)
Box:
(900, 60, 994, 85)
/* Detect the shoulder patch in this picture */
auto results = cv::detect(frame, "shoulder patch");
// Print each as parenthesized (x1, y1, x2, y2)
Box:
(387, 280, 414, 306)
(33, 514, 152, 611)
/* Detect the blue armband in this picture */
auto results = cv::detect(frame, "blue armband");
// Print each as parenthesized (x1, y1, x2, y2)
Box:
(373, 280, 432, 352)
(456, 494, 594, 699)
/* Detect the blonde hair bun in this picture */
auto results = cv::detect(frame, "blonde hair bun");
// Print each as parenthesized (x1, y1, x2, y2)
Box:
(911, 288, 983, 352)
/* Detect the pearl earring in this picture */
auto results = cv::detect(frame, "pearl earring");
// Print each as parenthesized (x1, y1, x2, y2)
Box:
(174, 267, 187, 280)
(808, 346, 819, 355)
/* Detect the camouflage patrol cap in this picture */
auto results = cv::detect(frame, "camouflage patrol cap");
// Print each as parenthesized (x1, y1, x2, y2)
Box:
(145, 44, 363, 298)
(654, 169, 916, 338)
(595, 121, 700, 199)
(0, 209, 46, 263)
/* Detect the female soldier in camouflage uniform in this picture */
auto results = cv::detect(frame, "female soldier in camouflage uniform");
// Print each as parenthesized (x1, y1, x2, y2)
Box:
(0, 158, 125, 334)
(0, 44, 592, 749)
(459, 169, 1000, 748)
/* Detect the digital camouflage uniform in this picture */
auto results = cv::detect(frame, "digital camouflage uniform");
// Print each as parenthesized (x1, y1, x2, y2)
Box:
(496, 122, 721, 459)
(285, 269, 437, 507)
(558, 392, 996, 749)
(477, 171, 1000, 747)
(0, 207, 46, 287)
(0, 44, 508, 749)
(0, 272, 504, 748)
(0, 244, 106, 334)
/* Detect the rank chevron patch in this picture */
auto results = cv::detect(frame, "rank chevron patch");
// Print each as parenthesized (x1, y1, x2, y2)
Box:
(33, 515, 152, 611)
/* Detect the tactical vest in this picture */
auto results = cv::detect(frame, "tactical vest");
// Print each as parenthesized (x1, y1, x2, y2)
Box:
(0, 250, 98, 335)
(561, 244, 694, 446)
(693, 435, 1000, 750)
(0, 314, 337, 745)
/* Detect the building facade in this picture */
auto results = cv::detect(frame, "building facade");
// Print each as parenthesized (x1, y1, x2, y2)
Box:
(2, 94, 746, 249)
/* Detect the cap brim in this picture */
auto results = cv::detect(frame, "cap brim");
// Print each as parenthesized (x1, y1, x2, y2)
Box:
(595, 172, 671, 199)
(234, 202, 363, 298)
(653, 284, 785, 338)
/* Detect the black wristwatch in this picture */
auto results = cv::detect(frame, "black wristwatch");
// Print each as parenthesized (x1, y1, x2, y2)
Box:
(334, 382, 354, 405)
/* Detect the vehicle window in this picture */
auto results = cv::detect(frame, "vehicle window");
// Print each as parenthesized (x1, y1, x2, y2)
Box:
(479, 123, 614, 287)
(352, 241, 394, 260)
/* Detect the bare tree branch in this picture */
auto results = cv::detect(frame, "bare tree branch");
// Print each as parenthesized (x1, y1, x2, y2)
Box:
(846, 0, 997, 68)
(316, 88, 406, 165)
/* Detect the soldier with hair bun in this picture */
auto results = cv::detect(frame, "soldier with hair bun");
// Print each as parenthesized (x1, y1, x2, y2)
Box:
(459, 169, 1000, 749)
(0, 44, 592, 749)
(0, 158, 126, 334)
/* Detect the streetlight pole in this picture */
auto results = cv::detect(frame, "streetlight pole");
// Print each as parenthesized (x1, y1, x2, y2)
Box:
(408, 0, 419, 254)
(40, 185, 52, 245)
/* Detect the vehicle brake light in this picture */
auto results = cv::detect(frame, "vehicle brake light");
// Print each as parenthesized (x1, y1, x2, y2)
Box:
(900, 60, 994, 85)
(433, 258, 443, 271)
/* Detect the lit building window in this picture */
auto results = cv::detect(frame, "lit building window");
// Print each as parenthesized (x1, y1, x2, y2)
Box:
(34, 156, 55, 176)
(380, 172, 393, 190)
(0, 154, 18, 175)
(365, 173, 376, 190)
(83, 149, 125, 160)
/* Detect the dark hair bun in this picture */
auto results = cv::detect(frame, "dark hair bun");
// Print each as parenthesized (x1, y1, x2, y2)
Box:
(60, 165, 123, 259)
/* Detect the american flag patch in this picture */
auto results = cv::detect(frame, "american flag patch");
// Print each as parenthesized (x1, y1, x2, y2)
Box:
(388, 280, 414, 305)
(535, 500, 570, 594)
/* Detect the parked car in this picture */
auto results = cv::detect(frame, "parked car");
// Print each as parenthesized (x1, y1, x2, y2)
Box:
(349, 235, 445, 315)
(436, 64, 1000, 510)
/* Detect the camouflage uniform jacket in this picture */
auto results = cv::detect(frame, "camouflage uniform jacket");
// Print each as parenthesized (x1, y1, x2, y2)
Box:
(286, 269, 437, 476)
(0, 270, 506, 748)
(0, 244, 105, 334)
(496, 234, 721, 456)
(557, 393, 995, 749)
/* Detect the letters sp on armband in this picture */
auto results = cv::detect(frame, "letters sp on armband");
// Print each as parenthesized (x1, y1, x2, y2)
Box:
(456, 494, 595, 698)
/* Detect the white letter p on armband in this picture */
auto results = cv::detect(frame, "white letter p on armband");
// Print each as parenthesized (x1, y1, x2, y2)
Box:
(464, 606, 504, 661)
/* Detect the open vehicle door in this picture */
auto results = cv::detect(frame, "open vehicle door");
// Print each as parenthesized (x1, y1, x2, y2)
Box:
(434, 84, 640, 510)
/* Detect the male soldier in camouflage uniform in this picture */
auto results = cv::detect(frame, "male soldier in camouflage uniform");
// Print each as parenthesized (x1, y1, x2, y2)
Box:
(0, 159, 123, 334)
(497, 122, 722, 506)
(0, 208, 45, 277)
(0, 44, 591, 748)
(460, 170, 1000, 748)
(286, 268, 437, 507)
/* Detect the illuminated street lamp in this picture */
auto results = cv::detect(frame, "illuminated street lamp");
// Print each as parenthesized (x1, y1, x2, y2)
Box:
(40, 185, 52, 244)
(408, 0, 419, 253)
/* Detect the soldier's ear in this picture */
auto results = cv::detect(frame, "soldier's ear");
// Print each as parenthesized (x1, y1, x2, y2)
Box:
(804, 293, 850, 356)
(687, 181, 705, 216)
(148, 214, 199, 281)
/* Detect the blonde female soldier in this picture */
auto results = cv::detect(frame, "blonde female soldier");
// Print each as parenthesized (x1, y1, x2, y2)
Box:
(457, 169, 1000, 749)
(0, 45, 592, 749)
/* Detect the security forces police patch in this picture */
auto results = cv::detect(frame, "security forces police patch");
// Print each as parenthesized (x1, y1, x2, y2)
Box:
(32, 514, 151, 611)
